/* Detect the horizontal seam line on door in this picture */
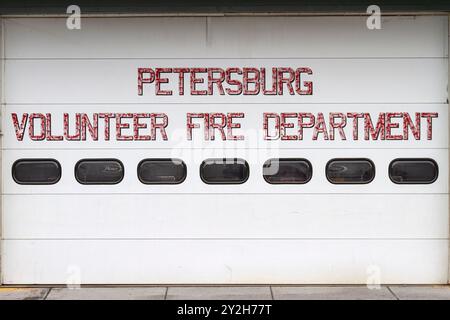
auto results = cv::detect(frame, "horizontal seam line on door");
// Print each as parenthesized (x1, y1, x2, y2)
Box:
(2, 193, 448, 195)
(2, 57, 448, 60)
(2, 102, 446, 105)
(3, 147, 449, 150)
(3, 238, 450, 241)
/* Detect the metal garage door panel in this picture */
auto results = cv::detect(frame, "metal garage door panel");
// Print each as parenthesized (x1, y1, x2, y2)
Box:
(1, 15, 448, 284)
(2, 239, 448, 284)
(3, 194, 448, 239)
(3, 148, 448, 194)
(3, 103, 448, 149)
(4, 59, 447, 104)
(4, 16, 448, 58)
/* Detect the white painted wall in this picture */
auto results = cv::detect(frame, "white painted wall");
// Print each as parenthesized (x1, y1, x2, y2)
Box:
(1, 16, 448, 284)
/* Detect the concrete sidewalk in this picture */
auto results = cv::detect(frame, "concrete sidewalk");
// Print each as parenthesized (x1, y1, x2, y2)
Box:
(0, 285, 449, 300)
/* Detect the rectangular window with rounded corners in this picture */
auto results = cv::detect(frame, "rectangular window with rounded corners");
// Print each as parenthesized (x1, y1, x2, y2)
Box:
(75, 159, 124, 185)
(326, 158, 375, 184)
(200, 158, 249, 184)
(138, 158, 186, 184)
(389, 158, 438, 184)
(12, 159, 61, 185)
(263, 158, 312, 184)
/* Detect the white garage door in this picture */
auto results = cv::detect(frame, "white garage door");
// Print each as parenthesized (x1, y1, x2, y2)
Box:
(1, 15, 448, 284)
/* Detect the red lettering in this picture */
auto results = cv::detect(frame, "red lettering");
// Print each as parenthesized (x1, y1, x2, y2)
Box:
(227, 113, 244, 140)
(11, 113, 28, 141)
(190, 68, 208, 95)
(263, 113, 280, 140)
(277, 68, 295, 95)
(386, 112, 403, 140)
(243, 67, 260, 95)
(329, 112, 347, 140)
(155, 68, 173, 95)
(137, 68, 155, 95)
(208, 68, 225, 95)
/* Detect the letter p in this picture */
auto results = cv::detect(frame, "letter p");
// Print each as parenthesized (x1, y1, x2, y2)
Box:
(138, 68, 155, 96)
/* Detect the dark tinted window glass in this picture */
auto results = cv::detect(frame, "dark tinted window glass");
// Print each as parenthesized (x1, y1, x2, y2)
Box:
(12, 159, 61, 185)
(326, 158, 375, 184)
(200, 158, 249, 184)
(263, 158, 312, 184)
(75, 159, 124, 185)
(138, 158, 186, 184)
(389, 158, 438, 184)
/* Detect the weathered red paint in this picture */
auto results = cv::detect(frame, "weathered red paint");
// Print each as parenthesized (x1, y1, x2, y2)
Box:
(187, 112, 244, 141)
(173, 68, 189, 95)
(11, 113, 28, 141)
(329, 112, 347, 140)
(150, 113, 169, 141)
(347, 113, 364, 140)
(45, 113, 63, 141)
(81, 113, 99, 141)
(116, 113, 134, 141)
(261, 67, 277, 95)
(277, 68, 295, 95)
(403, 112, 421, 140)
(263, 112, 280, 140)
(10, 111, 438, 142)
(280, 113, 298, 140)
(155, 68, 173, 96)
(29, 113, 46, 141)
(225, 67, 243, 95)
(137, 67, 313, 96)
(295, 67, 313, 95)
(421, 112, 438, 140)
(137, 68, 155, 96)
(243, 67, 260, 95)
(227, 113, 244, 140)
(312, 112, 329, 140)
(64, 113, 81, 141)
(209, 113, 226, 141)
(298, 113, 315, 140)
(386, 112, 403, 140)
(207, 68, 225, 95)
(133, 113, 151, 141)
(190, 68, 208, 95)
(262, 112, 437, 141)
(99, 113, 115, 141)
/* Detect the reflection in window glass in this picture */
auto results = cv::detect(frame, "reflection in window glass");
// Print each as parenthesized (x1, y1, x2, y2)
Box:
(12, 159, 61, 185)
(389, 158, 438, 184)
(138, 159, 186, 184)
(263, 158, 312, 184)
(75, 159, 124, 185)
(326, 159, 375, 184)
(200, 158, 249, 184)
